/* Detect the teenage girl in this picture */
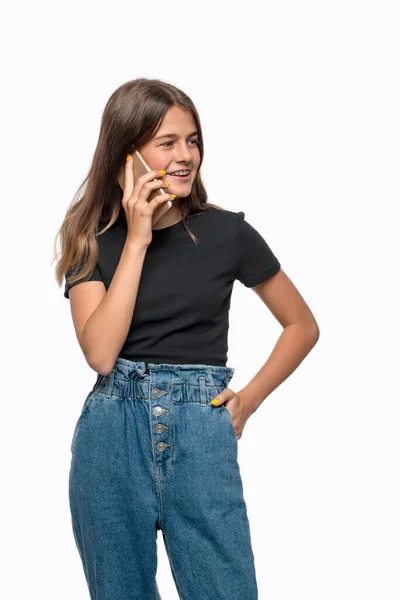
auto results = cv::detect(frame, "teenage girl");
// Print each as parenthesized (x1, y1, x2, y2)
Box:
(55, 77, 319, 600)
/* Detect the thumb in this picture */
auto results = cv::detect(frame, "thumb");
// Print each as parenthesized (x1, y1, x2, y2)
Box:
(210, 396, 222, 406)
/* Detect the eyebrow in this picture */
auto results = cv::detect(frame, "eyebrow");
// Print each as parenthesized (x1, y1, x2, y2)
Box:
(153, 130, 199, 141)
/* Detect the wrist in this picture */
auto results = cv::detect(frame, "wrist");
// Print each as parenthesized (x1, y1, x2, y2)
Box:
(125, 238, 149, 252)
(238, 389, 259, 416)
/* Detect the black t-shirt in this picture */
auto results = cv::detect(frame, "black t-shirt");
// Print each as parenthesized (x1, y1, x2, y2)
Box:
(64, 207, 281, 366)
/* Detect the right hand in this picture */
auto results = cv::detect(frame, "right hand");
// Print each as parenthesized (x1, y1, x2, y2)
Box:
(121, 154, 174, 248)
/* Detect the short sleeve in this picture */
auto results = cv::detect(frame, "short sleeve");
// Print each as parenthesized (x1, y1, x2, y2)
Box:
(64, 260, 104, 299)
(236, 211, 281, 287)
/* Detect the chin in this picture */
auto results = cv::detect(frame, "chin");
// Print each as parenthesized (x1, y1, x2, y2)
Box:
(170, 185, 192, 199)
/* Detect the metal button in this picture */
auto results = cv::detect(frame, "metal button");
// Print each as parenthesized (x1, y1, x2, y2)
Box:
(152, 389, 162, 398)
(156, 442, 168, 452)
(152, 406, 163, 416)
(154, 423, 167, 434)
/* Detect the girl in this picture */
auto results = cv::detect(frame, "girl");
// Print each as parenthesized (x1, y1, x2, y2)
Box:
(55, 78, 319, 600)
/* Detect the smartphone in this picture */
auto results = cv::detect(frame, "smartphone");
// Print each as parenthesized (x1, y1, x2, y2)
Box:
(117, 150, 173, 228)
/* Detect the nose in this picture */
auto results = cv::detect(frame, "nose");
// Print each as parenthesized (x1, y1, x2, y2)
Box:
(173, 140, 192, 163)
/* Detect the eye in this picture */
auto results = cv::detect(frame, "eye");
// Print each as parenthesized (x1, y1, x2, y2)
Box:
(161, 139, 200, 148)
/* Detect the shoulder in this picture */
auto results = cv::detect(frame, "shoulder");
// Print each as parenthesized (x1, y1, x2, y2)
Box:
(188, 207, 241, 243)
(199, 206, 238, 218)
(194, 206, 240, 229)
(96, 212, 126, 248)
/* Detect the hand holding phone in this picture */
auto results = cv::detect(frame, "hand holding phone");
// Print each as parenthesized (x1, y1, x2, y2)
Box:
(118, 151, 174, 248)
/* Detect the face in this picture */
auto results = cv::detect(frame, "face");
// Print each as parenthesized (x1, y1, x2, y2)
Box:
(138, 105, 201, 199)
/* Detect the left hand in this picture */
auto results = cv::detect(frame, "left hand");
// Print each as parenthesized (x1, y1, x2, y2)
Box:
(210, 389, 252, 440)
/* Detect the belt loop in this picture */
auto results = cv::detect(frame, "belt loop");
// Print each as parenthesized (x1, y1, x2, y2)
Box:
(104, 370, 115, 398)
(199, 376, 207, 407)
(93, 373, 102, 392)
(226, 368, 235, 387)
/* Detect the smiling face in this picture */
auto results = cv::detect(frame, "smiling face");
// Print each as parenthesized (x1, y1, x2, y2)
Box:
(138, 105, 201, 199)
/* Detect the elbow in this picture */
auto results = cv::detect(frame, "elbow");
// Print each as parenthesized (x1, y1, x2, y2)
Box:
(296, 317, 320, 346)
(79, 331, 115, 376)
(95, 365, 114, 377)
(86, 352, 114, 377)
(308, 322, 320, 345)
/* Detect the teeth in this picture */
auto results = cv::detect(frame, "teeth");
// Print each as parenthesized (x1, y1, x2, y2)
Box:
(171, 171, 190, 175)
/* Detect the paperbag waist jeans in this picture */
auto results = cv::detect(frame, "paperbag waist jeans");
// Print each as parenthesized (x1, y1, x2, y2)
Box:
(69, 357, 258, 599)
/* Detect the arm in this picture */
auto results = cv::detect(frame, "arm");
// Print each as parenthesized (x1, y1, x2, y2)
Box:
(238, 268, 320, 415)
(69, 240, 148, 375)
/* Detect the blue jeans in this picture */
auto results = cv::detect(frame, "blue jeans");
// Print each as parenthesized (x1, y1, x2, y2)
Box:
(69, 357, 259, 599)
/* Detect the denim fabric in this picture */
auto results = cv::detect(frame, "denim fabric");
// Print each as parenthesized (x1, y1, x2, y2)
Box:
(69, 357, 258, 599)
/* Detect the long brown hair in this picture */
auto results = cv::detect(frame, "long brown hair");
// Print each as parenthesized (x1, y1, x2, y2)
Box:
(53, 78, 224, 291)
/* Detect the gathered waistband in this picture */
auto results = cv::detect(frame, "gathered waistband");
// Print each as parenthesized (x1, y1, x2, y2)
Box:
(92, 357, 235, 400)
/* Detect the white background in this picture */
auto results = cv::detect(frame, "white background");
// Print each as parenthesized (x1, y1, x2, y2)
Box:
(1, 0, 399, 598)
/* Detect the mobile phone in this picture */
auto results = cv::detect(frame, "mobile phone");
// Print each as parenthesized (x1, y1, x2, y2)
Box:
(117, 150, 173, 228)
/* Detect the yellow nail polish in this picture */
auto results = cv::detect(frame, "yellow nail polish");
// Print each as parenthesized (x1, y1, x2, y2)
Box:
(211, 399, 219, 405)
(159, 169, 166, 174)
(170, 194, 176, 199)
(165, 182, 170, 187)
(126, 154, 131, 161)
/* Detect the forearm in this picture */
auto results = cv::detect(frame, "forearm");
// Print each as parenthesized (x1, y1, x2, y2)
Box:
(82, 241, 148, 375)
(239, 323, 320, 414)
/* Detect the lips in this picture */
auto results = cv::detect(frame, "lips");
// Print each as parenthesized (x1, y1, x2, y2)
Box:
(168, 173, 191, 180)
(167, 170, 191, 175)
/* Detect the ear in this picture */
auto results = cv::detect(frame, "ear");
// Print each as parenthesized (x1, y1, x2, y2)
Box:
(117, 165, 125, 191)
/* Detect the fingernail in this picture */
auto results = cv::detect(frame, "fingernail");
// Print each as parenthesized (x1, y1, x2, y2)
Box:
(165, 182, 171, 187)
(211, 399, 219, 405)
(170, 194, 176, 199)
(126, 154, 131, 161)
(159, 169, 166, 174)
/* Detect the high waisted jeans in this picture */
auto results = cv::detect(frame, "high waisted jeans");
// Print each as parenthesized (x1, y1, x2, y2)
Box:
(69, 357, 258, 599)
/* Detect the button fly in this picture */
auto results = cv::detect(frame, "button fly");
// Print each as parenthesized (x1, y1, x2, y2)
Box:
(154, 423, 167, 434)
(152, 389, 162, 398)
(153, 406, 163, 416)
(156, 442, 169, 452)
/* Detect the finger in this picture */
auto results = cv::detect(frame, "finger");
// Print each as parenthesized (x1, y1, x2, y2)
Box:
(123, 153, 135, 198)
(137, 168, 168, 186)
(149, 192, 175, 206)
(136, 179, 172, 207)
(132, 169, 169, 204)
(210, 388, 234, 406)
(142, 192, 174, 212)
